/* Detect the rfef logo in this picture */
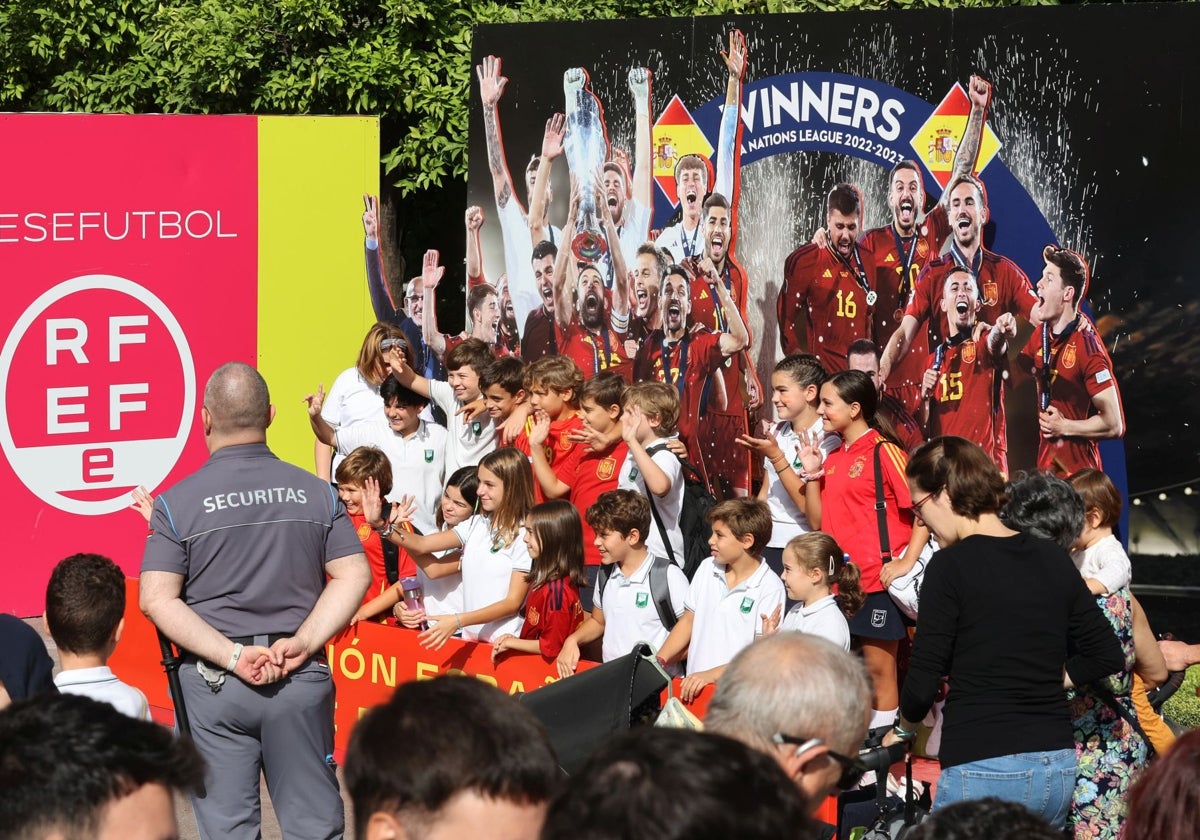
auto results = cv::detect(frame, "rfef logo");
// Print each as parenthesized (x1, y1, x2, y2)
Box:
(0, 275, 195, 515)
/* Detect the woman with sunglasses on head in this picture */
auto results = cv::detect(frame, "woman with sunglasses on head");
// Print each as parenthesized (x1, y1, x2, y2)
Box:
(884, 435, 1122, 829)
(314, 322, 412, 481)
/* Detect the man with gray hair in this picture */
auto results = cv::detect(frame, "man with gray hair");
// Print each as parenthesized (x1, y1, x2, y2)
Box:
(141, 361, 369, 840)
(706, 632, 872, 811)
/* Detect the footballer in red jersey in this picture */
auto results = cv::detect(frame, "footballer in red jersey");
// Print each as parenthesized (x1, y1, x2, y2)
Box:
(1018, 246, 1124, 476)
(919, 266, 1017, 474)
(634, 262, 749, 491)
(779, 183, 878, 374)
(880, 174, 1038, 388)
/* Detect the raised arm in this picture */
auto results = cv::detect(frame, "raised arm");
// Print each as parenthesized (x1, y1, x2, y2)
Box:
(941, 75, 991, 207)
(421, 249, 448, 362)
(628, 68, 653, 212)
(304, 385, 337, 447)
(362, 194, 398, 322)
(599, 176, 631, 324)
(553, 179, 582, 331)
(465, 207, 485, 289)
(476, 55, 520, 212)
(717, 29, 746, 247)
(529, 113, 564, 247)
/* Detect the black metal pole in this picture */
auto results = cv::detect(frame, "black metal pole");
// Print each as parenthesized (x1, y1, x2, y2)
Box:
(156, 629, 191, 738)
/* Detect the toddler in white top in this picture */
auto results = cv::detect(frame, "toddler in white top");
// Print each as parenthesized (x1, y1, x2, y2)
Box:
(1068, 468, 1132, 596)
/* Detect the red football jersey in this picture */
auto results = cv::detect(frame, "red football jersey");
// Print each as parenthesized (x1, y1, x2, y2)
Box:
(514, 413, 585, 504)
(633, 328, 726, 477)
(819, 431, 914, 593)
(861, 205, 951, 406)
(924, 332, 1008, 474)
(1019, 321, 1123, 476)
(558, 318, 632, 382)
(779, 243, 876, 373)
(907, 248, 1037, 347)
(689, 260, 750, 415)
(519, 577, 585, 659)
(557, 439, 629, 566)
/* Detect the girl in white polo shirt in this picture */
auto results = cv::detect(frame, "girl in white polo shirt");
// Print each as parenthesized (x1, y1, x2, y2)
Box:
(763, 532, 865, 652)
(378, 447, 535, 648)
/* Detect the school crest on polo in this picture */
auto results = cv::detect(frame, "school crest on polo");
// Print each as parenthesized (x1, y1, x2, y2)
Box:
(635, 592, 649, 608)
(424, 449, 434, 463)
(739, 596, 755, 614)
(871, 609, 887, 628)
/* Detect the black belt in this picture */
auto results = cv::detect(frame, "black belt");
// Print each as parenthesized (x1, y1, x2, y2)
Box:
(229, 633, 291, 647)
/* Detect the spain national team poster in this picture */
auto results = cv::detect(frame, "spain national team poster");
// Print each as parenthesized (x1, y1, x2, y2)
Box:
(467, 5, 1200, 563)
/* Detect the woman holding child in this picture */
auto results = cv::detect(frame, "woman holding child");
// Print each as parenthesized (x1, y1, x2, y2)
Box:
(885, 436, 1123, 829)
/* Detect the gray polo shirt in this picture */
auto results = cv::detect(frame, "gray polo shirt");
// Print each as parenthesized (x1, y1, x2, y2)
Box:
(141, 443, 362, 637)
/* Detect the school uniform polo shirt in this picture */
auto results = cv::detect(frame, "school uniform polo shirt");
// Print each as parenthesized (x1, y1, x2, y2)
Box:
(780, 594, 851, 651)
(453, 515, 532, 643)
(617, 439, 684, 565)
(336, 418, 446, 536)
(684, 557, 785, 676)
(427, 379, 497, 475)
(593, 554, 689, 667)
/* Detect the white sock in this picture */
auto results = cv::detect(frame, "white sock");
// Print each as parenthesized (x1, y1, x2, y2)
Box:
(870, 707, 899, 730)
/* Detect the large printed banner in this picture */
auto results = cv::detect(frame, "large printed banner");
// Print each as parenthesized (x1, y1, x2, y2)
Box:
(468, 6, 1200, 529)
(1, 114, 379, 615)
(108, 579, 717, 760)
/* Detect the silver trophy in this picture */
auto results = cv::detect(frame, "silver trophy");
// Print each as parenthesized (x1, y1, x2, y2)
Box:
(563, 67, 609, 261)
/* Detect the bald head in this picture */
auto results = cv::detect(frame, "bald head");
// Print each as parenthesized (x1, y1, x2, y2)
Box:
(706, 633, 871, 756)
(203, 363, 271, 438)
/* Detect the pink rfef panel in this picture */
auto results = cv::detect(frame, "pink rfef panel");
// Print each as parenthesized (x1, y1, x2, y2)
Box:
(0, 114, 258, 614)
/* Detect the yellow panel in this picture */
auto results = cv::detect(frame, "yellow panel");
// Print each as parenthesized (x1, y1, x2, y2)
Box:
(257, 116, 380, 470)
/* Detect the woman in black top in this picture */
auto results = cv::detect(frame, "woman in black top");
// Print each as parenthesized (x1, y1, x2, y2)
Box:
(883, 436, 1122, 829)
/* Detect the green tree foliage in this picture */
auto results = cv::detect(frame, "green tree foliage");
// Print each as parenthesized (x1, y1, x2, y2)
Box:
(1, 0, 1054, 195)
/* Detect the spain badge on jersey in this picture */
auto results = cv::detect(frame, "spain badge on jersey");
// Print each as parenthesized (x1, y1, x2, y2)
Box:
(597, 457, 616, 481)
(982, 281, 999, 307)
(962, 341, 977, 364)
(848, 457, 865, 479)
(1062, 343, 1077, 369)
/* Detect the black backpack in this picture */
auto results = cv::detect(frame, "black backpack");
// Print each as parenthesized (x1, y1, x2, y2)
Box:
(596, 554, 680, 631)
(645, 443, 717, 580)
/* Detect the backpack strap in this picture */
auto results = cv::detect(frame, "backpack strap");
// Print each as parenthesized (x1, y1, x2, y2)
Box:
(873, 441, 893, 565)
(640, 443, 679, 568)
(648, 554, 679, 631)
(596, 562, 615, 607)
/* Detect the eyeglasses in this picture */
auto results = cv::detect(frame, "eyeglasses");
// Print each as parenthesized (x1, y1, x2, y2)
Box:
(771, 734, 868, 791)
(911, 489, 939, 516)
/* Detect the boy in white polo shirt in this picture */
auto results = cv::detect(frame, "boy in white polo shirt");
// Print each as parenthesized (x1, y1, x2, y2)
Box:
(617, 382, 684, 565)
(657, 499, 785, 702)
(307, 377, 446, 535)
(389, 337, 497, 474)
(555, 490, 688, 679)
(45, 553, 151, 720)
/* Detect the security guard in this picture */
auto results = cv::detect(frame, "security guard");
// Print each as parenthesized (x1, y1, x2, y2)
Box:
(141, 362, 369, 840)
